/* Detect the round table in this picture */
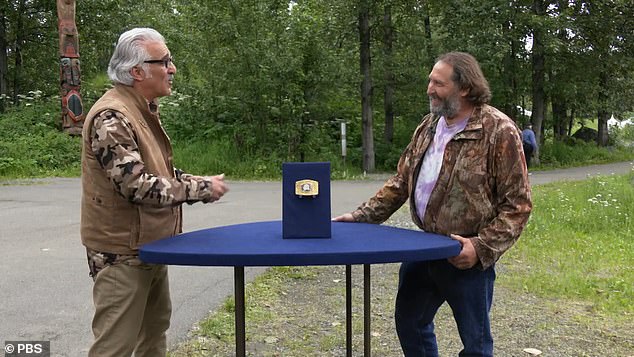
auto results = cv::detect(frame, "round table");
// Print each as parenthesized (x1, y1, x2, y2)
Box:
(140, 220, 461, 356)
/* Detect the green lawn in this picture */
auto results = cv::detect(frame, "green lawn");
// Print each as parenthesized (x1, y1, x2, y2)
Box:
(499, 170, 634, 319)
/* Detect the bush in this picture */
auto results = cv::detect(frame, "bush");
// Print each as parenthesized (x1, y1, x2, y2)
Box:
(610, 123, 634, 148)
(1, 95, 633, 180)
(539, 139, 634, 168)
(0, 100, 82, 178)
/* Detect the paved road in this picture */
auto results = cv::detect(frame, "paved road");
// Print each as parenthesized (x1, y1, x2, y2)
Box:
(0, 161, 631, 356)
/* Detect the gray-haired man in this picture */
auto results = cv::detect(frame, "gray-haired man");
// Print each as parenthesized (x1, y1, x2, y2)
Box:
(81, 28, 228, 356)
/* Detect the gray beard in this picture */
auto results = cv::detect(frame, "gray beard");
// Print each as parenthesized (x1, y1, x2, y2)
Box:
(429, 95, 460, 119)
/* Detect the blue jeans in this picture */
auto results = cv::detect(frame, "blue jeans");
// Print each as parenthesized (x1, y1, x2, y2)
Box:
(395, 260, 496, 357)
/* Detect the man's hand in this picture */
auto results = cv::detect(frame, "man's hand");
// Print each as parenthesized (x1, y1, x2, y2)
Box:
(208, 174, 228, 202)
(332, 213, 355, 222)
(447, 234, 479, 270)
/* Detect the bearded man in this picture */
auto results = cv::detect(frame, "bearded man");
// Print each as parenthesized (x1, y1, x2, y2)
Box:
(334, 52, 532, 356)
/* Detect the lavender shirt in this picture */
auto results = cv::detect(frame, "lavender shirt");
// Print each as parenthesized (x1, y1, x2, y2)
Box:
(415, 116, 469, 222)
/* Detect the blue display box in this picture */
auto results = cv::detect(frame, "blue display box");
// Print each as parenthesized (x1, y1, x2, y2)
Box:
(282, 162, 332, 238)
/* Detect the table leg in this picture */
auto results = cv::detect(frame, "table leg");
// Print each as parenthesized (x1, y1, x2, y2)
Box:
(364, 264, 371, 357)
(234, 266, 246, 357)
(346, 265, 352, 357)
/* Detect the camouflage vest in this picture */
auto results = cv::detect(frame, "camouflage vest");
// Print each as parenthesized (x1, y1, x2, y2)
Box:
(80, 85, 182, 255)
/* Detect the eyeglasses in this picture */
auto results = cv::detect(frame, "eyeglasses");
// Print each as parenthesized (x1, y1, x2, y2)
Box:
(144, 56, 174, 68)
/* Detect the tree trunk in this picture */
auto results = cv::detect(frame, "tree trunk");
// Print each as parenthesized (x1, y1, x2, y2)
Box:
(359, 0, 375, 173)
(0, 5, 7, 112)
(383, 4, 394, 144)
(422, 2, 434, 71)
(57, 0, 85, 135)
(597, 108, 609, 146)
(567, 108, 574, 137)
(12, 0, 25, 105)
(551, 95, 568, 141)
(596, 71, 609, 146)
(551, 17, 571, 141)
(530, 0, 546, 165)
(502, 16, 519, 120)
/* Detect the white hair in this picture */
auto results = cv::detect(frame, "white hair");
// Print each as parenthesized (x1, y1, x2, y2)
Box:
(107, 28, 165, 85)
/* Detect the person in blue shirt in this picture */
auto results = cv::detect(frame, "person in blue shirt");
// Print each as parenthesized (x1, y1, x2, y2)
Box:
(522, 124, 538, 167)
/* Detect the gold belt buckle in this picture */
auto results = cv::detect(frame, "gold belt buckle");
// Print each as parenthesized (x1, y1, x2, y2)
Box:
(295, 179, 319, 198)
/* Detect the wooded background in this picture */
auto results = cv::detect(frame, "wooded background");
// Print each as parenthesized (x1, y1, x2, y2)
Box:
(1, 0, 633, 172)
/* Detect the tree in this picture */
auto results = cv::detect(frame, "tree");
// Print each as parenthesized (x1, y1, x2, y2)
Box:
(529, 0, 547, 164)
(575, 1, 634, 146)
(382, 2, 394, 144)
(1, 0, 62, 106)
(11, 0, 25, 104)
(1, 0, 632, 172)
(359, 0, 375, 172)
(0, 2, 7, 112)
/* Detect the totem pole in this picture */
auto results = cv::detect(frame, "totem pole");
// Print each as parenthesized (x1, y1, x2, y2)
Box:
(57, 0, 84, 135)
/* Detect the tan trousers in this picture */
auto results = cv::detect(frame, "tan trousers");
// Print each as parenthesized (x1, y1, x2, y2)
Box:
(89, 263, 171, 357)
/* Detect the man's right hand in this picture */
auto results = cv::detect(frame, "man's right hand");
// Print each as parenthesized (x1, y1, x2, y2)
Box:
(332, 213, 355, 222)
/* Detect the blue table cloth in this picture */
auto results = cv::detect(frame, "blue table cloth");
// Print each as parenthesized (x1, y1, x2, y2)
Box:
(140, 220, 461, 266)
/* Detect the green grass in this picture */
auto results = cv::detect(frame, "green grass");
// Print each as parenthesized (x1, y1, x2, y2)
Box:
(0, 101, 82, 178)
(168, 266, 316, 356)
(196, 268, 291, 342)
(499, 170, 634, 319)
(0, 131, 82, 178)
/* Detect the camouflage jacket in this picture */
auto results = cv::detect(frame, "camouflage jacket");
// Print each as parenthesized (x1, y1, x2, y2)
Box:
(352, 105, 532, 269)
(81, 85, 216, 255)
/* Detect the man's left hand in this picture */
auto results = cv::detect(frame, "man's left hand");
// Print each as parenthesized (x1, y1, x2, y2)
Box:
(448, 234, 479, 270)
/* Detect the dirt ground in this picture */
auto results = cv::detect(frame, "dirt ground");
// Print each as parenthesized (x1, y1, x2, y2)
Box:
(171, 216, 634, 357)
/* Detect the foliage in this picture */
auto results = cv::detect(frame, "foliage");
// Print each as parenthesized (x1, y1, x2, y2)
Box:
(0, 99, 81, 178)
(1, 97, 633, 180)
(1, 0, 59, 99)
(537, 138, 634, 169)
(500, 171, 634, 318)
(0, 0, 633, 174)
(609, 122, 634, 148)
